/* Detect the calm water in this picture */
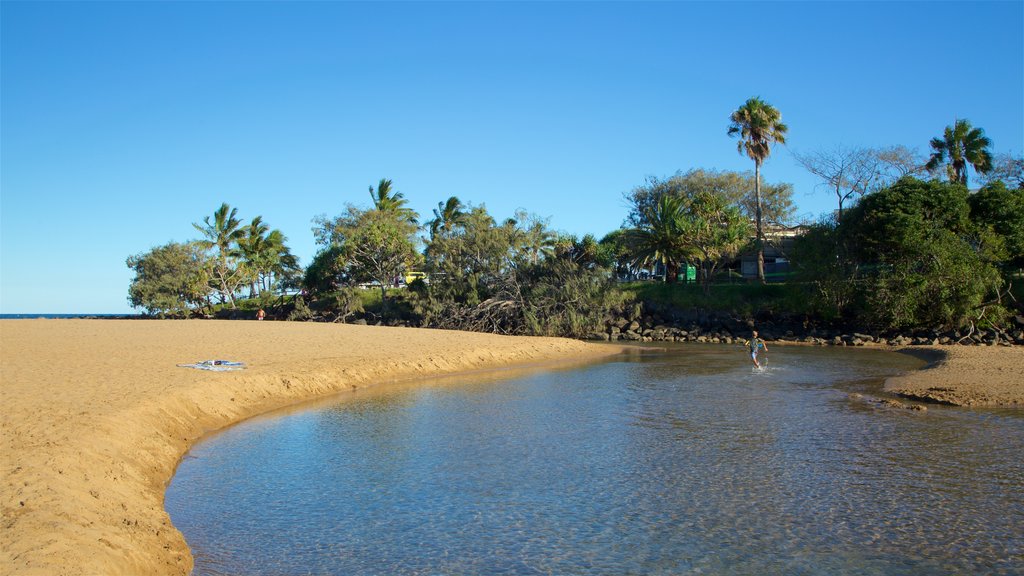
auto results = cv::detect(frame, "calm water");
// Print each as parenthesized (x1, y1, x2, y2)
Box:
(166, 345, 1024, 575)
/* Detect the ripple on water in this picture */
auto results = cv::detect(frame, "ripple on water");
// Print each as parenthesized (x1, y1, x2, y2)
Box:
(167, 346, 1024, 575)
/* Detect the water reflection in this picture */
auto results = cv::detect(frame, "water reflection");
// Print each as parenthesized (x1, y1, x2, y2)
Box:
(167, 345, 1024, 575)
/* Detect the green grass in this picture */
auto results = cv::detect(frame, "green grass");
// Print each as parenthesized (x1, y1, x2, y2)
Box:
(621, 281, 812, 317)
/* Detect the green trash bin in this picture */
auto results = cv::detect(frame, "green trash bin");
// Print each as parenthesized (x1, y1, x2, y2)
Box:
(677, 265, 697, 283)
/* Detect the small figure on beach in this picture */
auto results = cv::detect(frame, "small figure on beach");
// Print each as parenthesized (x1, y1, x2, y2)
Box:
(256, 308, 266, 321)
(746, 330, 767, 369)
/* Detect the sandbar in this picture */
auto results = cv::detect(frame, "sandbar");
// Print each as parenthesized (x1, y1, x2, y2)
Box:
(885, 345, 1024, 407)
(0, 320, 621, 575)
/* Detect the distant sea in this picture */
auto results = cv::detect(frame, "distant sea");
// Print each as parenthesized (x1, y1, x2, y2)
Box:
(0, 314, 141, 319)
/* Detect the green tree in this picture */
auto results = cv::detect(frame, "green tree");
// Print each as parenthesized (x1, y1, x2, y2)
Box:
(193, 203, 247, 308)
(626, 170, 794, 229)
(339, 207, 421, 306)
(515, 255, 620, 338)
(599, 229, 634, 279)
(369, 178, 418, 224)
(680, 192, 751, 294)
(427, 196, 466, 239)
(843, 177, 1005, 330)
(423, 204, 517, 306)
(728, 97, 789, 283)
(303, 245, 346, 295)
(126, 241, 211, 317)
(791, 216, 861, 320)
(925, 119, 993, 186)
(238, 216, 271, 297)
(512, 211, 557, 266)
(239, 217, 300, 296)
(969, 181, 1024, 268)
(417, 204, 621, 337)
(552, 234, 613, 269)
(622, 193, 692, 283)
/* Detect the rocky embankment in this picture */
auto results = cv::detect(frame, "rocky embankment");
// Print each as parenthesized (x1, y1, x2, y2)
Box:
(586, 310, 1024, 347)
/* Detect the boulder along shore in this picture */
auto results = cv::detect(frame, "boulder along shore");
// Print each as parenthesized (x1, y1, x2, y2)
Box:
(0, 320, 623, 576)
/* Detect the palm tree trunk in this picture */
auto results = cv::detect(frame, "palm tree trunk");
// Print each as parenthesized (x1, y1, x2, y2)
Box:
(755, 161, 765, 284)
(666, 260, 679, 284)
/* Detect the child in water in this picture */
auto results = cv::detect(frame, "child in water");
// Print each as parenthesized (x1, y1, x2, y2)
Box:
(746, 330, 768, 368)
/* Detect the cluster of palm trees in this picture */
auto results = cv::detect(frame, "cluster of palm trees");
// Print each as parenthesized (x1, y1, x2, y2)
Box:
(193, 203, 299, 307)
(426, 193, 558, 264)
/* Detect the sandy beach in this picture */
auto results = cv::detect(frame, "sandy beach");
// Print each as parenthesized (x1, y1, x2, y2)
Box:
(1, 321, 1021, 575)
(886, 346, 1024, 407)
(0, 320, 621, 576)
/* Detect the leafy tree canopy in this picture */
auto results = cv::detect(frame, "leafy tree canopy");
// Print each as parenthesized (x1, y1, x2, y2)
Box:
(625, 169, 794, 228)
(127, 241, 211, 317)
(969, 181, 1024, 267)
(833, 177, 1006, 330)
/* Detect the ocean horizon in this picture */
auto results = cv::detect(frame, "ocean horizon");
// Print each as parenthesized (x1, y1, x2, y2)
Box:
(0, 313, 141, 319)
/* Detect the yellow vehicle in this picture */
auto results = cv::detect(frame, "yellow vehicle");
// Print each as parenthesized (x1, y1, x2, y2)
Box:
(404, 271, 428, 285)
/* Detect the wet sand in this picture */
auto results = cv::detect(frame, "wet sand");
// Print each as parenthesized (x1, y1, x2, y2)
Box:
(0, 320, 622, 576)
(886, 346, 1024, 407)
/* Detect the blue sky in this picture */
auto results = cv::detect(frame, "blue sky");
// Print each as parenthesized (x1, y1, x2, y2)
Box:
(2, 1, 1022, 314)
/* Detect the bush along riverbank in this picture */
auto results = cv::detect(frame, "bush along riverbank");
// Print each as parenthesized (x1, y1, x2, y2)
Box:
(210, 291, 1024, 349)
(583, 305, 1024, 348)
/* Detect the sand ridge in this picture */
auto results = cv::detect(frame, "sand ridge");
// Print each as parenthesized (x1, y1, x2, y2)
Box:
(0, 320, 623, 575)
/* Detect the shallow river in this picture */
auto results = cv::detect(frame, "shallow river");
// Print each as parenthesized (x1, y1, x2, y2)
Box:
(166, 345, 1024, 575)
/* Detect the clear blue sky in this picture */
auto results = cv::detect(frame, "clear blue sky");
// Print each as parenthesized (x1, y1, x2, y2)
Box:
(2, 1, 1022, 314)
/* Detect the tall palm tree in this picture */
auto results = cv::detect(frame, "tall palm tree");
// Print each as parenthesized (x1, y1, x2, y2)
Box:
(622, 193, 692, 283)
(369, 178, 418, 224)
(193, 203, 246, 307)
(261, 229, 300, 293)
(239, 216, 271, 297)
(728, 97, 788, 283)
(925, 119, 993, 187)
(428, 196, 466, 239)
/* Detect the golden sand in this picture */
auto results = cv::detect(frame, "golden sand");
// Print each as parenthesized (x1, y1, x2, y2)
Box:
(0, 320, 621, 575)
(885, 345, 1024, 407)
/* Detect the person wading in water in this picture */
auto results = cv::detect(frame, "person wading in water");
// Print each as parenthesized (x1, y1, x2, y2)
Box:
(746, 330, 768, 369)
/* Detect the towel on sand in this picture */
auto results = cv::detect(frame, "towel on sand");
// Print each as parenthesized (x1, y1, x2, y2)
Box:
(176, 360, 246, 371)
